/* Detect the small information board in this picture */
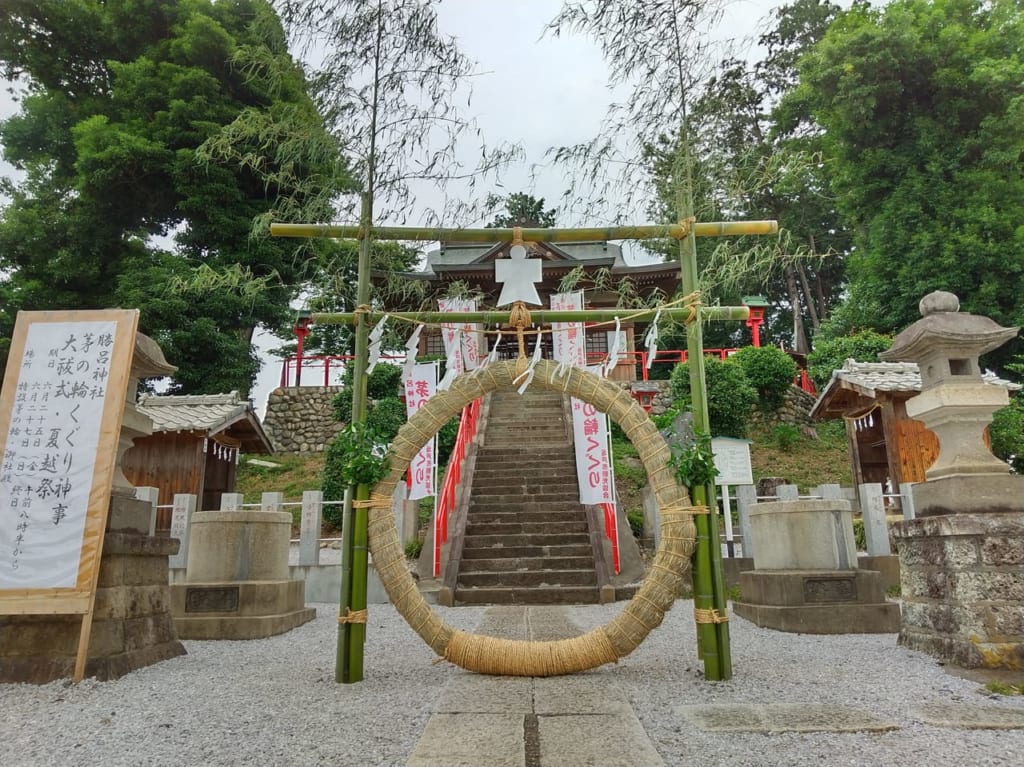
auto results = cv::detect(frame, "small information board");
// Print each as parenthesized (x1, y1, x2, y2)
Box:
(711, 436, 753, 487)
(0, 309, 138, 680)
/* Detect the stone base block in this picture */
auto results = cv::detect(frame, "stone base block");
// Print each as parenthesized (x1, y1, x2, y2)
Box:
(857, 554, 901, 593)
(170, 579, 316, 640)
(0, 532, 185, 684)
(893, 511, 1024, 669)
(911, 475, 1024, 518)
(731, 569, 901, 634)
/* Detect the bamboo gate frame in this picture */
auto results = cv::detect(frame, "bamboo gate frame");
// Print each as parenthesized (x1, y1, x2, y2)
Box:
(271, 218, 778, 683)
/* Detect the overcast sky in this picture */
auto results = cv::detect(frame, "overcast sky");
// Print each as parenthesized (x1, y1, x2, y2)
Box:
(0, 0, 786, 413)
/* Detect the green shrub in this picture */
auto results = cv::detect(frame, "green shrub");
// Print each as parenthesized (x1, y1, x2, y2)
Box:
(990, 396, 1024, 473)
(321, 423, 390, 526)
(669, 357, 757, 438)
(404, 539, 424, 560)
(806, 330, 894, 390)
(339, 360, 404, 400)
(366, 396, 406, 442)
(852, 518, 866, 552)
(626, 510, 645, 539)
(772, 423, 802, 452)
(731, 346, 798, 412)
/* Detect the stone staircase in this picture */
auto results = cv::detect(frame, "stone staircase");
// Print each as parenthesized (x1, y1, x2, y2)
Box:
(453, 388, 603, 605)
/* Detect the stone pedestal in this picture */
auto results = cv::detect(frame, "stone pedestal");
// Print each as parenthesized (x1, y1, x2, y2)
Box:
(169, 510, 315, 639)
(0, 519, 185, 683)
(910, 474, 1024, 518)
(731, 499, 900, 634)
(893, 512, 1024, 669)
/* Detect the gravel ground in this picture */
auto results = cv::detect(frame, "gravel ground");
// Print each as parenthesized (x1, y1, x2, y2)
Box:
(4, 600, 1024, 767)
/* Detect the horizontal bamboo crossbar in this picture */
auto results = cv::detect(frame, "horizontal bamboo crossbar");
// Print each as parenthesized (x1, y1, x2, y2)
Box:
(269, 221, 778, 242)
(311, 306, 749, 326)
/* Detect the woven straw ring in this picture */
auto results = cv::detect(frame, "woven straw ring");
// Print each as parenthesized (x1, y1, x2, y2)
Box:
(365, 358, 700, 676)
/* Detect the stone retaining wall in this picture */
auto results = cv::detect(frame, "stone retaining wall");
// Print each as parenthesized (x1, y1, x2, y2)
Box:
(263, 386, 346, 453)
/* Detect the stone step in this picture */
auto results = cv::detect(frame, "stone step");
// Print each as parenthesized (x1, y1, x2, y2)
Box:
(467, 476, 576, 490)
(464, 519, 589, 537)
(466, 510, 587, 525)
(457, 555, 596, 572)
(460, 542, 593, 559)
(475, 447, 574, 458)
(457, 569, 598, 588)
(462, 532, 591, 548)
(467, 502, 586, 516)
(468, 490, 580, 504)
(472, 461, 575, 472)
(454, 585, 602, 605)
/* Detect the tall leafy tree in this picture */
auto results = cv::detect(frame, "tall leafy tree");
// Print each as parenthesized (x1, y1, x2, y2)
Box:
(0, 0, 344, 392)
(792, 0, 1024, 368)
(645, 0, 852, 353)
(484, 192, 558, 228)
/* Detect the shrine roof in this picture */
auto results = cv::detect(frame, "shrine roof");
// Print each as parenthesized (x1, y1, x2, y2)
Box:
(427, 240, 625, 269)
(136, 391, 273, 454)
(809, 359, 1019, 420)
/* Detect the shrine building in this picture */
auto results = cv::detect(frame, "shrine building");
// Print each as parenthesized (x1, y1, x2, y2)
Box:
(377, 238, 681, 382)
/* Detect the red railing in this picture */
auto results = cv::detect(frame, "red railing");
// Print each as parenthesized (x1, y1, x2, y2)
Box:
(433, 397, 482, 577)
(600, 502, 620, 574)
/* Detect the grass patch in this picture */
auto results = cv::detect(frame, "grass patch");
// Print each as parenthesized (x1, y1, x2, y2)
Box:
(985, 681, 1024, 696)
(236, 453, 325, 503)
(748, 419, 851, 491)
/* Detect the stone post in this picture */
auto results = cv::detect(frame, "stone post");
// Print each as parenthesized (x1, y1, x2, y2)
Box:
(134, 486, 160, 537)
(220, 493, 244, 511)
(736, 484, 757, 560)
(168, 494, 197, 571)
(300, 491, 323, 567)
(261, 492, 284, 513)
(774, 484, 799, 501)
(858, 483, 891, 556)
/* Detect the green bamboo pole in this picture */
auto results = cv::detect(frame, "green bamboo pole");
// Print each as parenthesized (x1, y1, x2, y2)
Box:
(675, 151, 733, 681)
(347, 482, 371, 682)
(690, 484, 719, 675)
(269, 221, 777, 242)
(336, 192, 375, 684)
(309, 306, 749, 327)
(335, 484, 354, 681)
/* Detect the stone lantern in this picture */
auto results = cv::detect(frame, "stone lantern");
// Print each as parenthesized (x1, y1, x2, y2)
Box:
(879, 291, 1022, 517)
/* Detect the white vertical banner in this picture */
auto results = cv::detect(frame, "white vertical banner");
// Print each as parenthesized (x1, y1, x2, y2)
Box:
(458, 298, 485, 371)
(571, 366, 616, 505)
(403, 362, 438, 501)
(550, 291, 586, 368)
(437, 298, 466, 377)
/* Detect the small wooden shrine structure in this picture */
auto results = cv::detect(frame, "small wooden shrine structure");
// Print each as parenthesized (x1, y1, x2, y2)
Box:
(810, 359, 1018, 489)
(122, 391, 273, 520)
(378, 240, 681, 382)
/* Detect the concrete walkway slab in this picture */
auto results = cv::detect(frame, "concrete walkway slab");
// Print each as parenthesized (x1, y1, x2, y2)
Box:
(537, 713, 665, 767)
(534, 674, 632, 716)
(675, 703, 898, 733)
(406, 713, 525, 767)
(436, 673, 533, 714)
(914, 702, 1024, 729)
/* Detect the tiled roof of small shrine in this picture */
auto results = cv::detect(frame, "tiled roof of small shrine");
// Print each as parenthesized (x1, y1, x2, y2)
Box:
(810, 359, 1019, 419)
(136, 391, 273, 453)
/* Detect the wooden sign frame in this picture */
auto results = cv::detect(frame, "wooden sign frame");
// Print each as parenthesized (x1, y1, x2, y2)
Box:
(0, 309, 139, 681)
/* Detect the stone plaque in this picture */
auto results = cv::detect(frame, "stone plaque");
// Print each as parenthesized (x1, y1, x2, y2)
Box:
(803, 577, 856, 603)
(185, 586, 240, 613)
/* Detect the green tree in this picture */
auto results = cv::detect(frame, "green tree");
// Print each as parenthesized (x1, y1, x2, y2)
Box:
(805, 329, 894, 389)
(484, 192, 557, 228)
(643, 0, 852, 353)
(669, 356, 757, 438)
(792, 0, 1024, 370)
(730, 345, 798, 412)
(0, 0, 345, 393)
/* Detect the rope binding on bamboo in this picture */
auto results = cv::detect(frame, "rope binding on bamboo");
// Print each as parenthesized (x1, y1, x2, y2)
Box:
(363, 358, 701, 677)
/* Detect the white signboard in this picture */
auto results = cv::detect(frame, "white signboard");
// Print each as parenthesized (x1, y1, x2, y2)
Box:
(711, 437, 753, 487)
(0, 309, 137, 614)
